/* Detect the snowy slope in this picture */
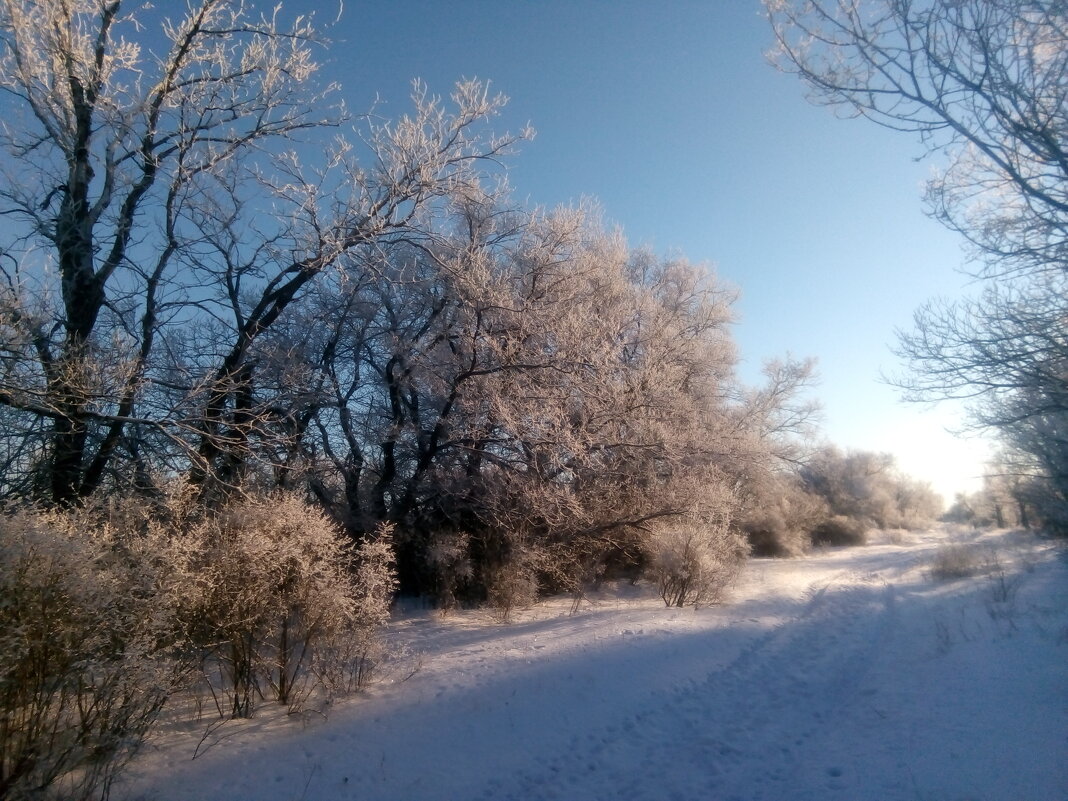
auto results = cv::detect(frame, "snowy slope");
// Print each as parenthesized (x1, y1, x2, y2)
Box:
(121, 527, 1068, 801)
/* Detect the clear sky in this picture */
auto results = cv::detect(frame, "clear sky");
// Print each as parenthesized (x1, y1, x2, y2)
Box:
(292, 0, 993, 502)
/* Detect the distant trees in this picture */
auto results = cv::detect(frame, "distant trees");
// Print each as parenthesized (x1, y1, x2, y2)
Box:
(740, 446, 941, 555)
(799, 447, 942, 532)
(945, 448, 1065, 531)
(767, 0, 1068, 531)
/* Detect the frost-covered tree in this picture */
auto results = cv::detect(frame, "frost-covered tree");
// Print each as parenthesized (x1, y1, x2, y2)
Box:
(0, 0, 522, 505)
(287, 198, 805, 598)
(800, 446, 941, 533)
(767, 0, 1067, 280)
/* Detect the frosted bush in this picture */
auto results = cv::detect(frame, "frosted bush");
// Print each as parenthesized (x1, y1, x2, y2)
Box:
(313, 525, 398, 695)
(172, 493, 396, 717)
(929, 543, 981, 579)
(352, 525, 399, 628)
(646, 519, 748, 607)
(882, 528, 909, 545)
(742, 484, 828, 557)
(0, 509, 178, 801)
(485, 546, 540, 623)
(810, 515, 868, 547)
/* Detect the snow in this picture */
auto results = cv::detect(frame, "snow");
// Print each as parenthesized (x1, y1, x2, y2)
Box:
(121, 526, 1068, 801)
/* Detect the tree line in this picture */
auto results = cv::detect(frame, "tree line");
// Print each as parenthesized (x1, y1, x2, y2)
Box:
(0, 0, 926, 610)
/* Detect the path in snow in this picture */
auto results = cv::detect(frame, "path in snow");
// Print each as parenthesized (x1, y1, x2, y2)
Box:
(122, 527, 1068, 801)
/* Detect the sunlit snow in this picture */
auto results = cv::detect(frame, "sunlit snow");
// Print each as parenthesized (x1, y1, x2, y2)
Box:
(122, 526, 1067, 801)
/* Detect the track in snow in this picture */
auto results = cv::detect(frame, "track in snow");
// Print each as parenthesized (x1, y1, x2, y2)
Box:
(485, 572, 901, 801)
(122, 527, 1068, 801)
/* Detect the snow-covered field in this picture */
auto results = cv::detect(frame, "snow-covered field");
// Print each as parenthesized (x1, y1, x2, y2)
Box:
(122, 526, 1068, 801)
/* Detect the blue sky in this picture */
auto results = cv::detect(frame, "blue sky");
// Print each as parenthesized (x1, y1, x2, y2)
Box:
(296, 0, 993, 500)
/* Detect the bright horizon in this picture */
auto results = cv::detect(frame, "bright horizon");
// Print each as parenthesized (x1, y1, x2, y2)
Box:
(292, 0, 993, 503)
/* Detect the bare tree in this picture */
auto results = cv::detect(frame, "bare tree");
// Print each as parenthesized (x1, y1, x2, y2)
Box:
(892, 248, 1068, 527)
(0, 0, 326, 503)
(896, 272, 1068, 415)
(767, 0, 1067, 279)
(0, 0, 523, 505)
(767, 0, 1068, 526)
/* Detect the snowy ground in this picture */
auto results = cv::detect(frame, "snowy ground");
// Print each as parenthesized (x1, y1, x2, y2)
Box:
(122, 526, 1068, 801)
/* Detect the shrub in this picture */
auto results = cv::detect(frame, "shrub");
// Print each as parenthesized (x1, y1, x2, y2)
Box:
(929, 543, 982, 579)
(313, 527, 398, 695)
(0, 509, 177, 801)
(745, 525, 805, 558)
(736, 470, 828, 557)
(172, 493, 396, 717)
(810, 515, 868, 547)
(982, 547, 1022, 606)
(0, 490, 399, 798)
(742, 488, 828, 557)
(883, 528, 909, 545)
(646, 519, 748, 607)
(484, 544, 541, 623)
